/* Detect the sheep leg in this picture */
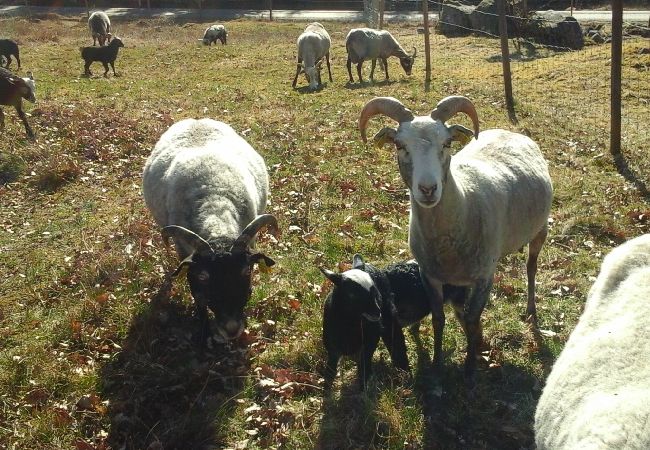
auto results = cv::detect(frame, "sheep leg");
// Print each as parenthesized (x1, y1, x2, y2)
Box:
(463, 279, 492, 391)
(292, 60, 302, 88)
(382, 57, 389, 80)
(421, 274, 446, 374)
(110, 61, 118, 76)
(0, 108, 4, 130)
(382, 323, 410, 372)
(16, 106, 35, 140)
(357, 331, 380, 389)
(346, 56, 354, 83)
(102, 62, 110, 77)
(84, 61, 92, 76)
(324, 353, 339, 389)
(326, 52, 332, 82)
(526, 225, 548, 323)
(15, 54, 20, 70)
(370, 59, 376, 81)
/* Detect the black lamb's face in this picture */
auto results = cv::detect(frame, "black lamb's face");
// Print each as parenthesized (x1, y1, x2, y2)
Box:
(185, 250, 274, 342)
(323, 269, 382, 322)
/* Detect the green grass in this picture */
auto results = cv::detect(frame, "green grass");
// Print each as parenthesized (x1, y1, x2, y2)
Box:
(0, 14, 648, 449)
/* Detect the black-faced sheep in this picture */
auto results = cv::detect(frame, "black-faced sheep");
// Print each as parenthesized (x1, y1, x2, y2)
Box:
(142, 118, 278, 344)
(0, 67, 36, 140)
(292, 22, 332, 91)
(535, 234, 650, 450)
(0, 39, 21, 69)
(359, 96, 553, 389)
(88, 11, 112, 46)
(345, 28, 416, 83)
(200, 24, 227, 46)
(80, 37, 124, 77)
(321, 254, 466, 389)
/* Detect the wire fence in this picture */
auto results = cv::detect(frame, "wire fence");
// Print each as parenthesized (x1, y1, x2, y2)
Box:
(367, 0, 649, 166)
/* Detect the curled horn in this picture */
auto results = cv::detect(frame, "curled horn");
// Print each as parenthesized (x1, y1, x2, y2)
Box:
(230, 214, 279, 253)
(430, 95, 480, 138)
(412, 46, 417, 58)
(359, 97, 415, 143)
(161, 225, 213, 254)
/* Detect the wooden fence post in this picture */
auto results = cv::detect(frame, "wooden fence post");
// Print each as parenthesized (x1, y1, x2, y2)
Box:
(269, 0, 273, 21)
(423, 0, 431, 84)
(497, 0, 516, 123)
(610, 0, 623, 156)
(379, 0, 385, 29)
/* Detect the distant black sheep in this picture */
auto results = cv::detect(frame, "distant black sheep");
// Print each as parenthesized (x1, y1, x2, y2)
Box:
(0, 67, 36, 139)
(320, 254, 467, 389)
(0, 39, 21, 70)
(80, 37, 124, 77)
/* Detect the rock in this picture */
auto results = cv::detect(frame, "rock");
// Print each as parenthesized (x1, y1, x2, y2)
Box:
(526, 12, 584, 50)
(439, 2, 475, 36)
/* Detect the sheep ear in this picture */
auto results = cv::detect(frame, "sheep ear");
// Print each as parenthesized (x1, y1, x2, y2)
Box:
(171, 255, 193, 279)
(352, 254, 365, 269)
(449, 124, 474, 145)
(373, 127, 397, 149)
(320, 267, 343, 285)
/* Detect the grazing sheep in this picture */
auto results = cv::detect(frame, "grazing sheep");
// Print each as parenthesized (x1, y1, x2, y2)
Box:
(0, 67, 36, 140)
(359, 96, 553, 388)
(345, 28, 416, 83)
(200, 24, 227, 46)
(292, 22, 332, 90)
(80, 37, 124, 77)
(535, 234, 650, 450)
(0, 39, 20, 69)
(142, 118, 278, 344)
(88, 11, 112, 46)
(321, 254, 467, 388)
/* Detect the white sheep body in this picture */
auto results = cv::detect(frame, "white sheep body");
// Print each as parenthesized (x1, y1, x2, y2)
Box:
(293, 22, 331, 90)
(142, 118, 268, 258)
(346, 28, 406, 62)
(88, 11, 111, 46)
(202, 24, 227, 45)
(535, 234, 650, 450)
(410, 128, 552, 285)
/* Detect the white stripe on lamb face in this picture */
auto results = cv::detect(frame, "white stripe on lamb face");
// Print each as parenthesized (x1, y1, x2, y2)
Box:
(343, 269, 374, 291)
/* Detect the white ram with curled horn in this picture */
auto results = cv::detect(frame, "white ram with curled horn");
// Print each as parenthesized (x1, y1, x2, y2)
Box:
(143, 118, 278, 344)
(358, 96, 553, 389)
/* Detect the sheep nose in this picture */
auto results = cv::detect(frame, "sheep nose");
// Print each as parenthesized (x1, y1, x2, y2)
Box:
(418, 183, 437, 198)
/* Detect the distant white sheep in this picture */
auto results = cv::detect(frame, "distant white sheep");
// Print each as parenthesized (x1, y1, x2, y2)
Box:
(535, 234, 650, 450)
(292, 22, 332, 90)
(142, 118, 278, 344)
(88, 11, 112, 46)
(345, 28, 416, 83)
(200, 24, 227, 46)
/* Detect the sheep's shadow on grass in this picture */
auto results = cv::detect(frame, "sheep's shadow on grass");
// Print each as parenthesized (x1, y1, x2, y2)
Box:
(344, 78, 403, 90)
(613, 152, 650, 202)
(100, 278, 249, 450)
(294, 83, 329, 94)
(315, 360, 399, 450)
(411, 329, 541, 450)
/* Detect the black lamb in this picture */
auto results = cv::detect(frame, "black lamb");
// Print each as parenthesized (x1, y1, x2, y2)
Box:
(80, 37, 124, 77)
(0, 39, 21, 70)
(320, 254, 466, 389)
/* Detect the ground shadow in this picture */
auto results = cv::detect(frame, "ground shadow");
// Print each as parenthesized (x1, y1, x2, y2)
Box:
(315, 360, 399, 450)
(412, 327, 546, 450)
(613, 152, 650, 202)
(344, 78, 400, 90)
(100, 278, 249, 449)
